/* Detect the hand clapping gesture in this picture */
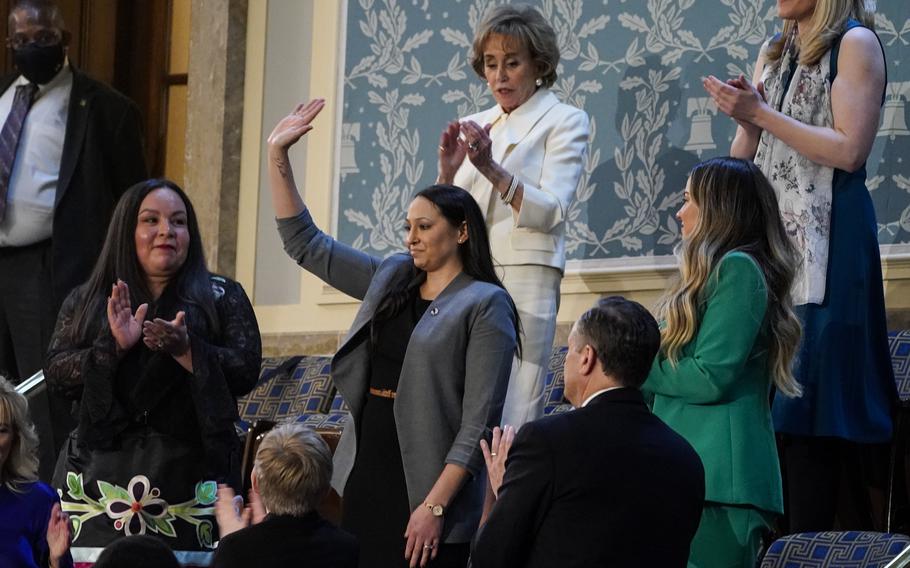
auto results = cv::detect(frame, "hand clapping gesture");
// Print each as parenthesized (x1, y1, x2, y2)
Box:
(437, 120, 496, 184)
(437, 121, 468, 183)
(142, 311, 189, 356)
(107, 280, 148, 354)
(46, 502, 71, 568)
(107, 279, 191, 368)
(214, 484, 267, 539)
(702, 74, 768, 127)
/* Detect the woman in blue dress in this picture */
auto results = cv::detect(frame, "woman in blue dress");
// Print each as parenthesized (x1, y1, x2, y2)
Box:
(0, 377, 72, 567)
(703, 0, 893, 530)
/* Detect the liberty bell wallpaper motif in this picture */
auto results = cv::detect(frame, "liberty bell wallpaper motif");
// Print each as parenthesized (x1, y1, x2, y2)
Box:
(336, 0, 910, 265)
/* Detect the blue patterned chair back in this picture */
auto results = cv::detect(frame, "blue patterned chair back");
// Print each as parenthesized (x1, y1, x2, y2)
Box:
(760, 531, 910, 567)
(301, 391, 350, 430)
(890, 331, 910, 402)
(237, 355, 336, 430)
(543, 346, 573, 415)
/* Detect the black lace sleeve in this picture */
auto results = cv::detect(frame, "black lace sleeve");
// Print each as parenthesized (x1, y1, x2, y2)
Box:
(190, 277, 262, 398)
(44, 288, 119, 423)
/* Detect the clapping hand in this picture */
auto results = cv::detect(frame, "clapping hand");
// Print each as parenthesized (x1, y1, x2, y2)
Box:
(702, 74, 767, 126)
(142, 311, 189, 356)
(437, 120, 467, 183)
(107, 280, 148, 354)
(214, 484, 251, 539)
(46, 502, 71, 568)
(480, 425, 515, 498)
(459, 120, 495, 172)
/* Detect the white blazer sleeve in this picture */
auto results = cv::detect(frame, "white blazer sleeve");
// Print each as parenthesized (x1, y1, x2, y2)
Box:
(515, 107, 590, 232)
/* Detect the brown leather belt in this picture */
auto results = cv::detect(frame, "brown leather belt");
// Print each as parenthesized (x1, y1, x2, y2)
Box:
(369, 387, 397, 399)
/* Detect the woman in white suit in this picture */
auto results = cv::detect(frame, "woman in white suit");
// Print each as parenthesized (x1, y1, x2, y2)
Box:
(437, 4, 590, 427)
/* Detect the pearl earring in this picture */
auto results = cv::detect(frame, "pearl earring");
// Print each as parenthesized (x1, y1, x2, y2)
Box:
(535, 77, 543, 87)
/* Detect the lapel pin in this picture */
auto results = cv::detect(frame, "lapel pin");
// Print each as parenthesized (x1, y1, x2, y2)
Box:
(430, 307, 439, 316)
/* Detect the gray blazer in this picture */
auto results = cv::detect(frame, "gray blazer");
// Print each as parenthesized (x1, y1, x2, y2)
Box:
(278, 210, 517, 542)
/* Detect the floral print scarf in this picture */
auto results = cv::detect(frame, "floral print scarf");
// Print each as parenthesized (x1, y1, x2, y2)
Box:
(755, 36, 835, 306)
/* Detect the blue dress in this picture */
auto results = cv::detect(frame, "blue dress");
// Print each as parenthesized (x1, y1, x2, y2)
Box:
(0, 481, 72, 568)
(771, 21, 896, 442)
(772, 165, 896, 442)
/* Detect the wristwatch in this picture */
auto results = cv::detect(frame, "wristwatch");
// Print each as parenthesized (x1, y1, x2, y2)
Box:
(425, 502, 445, 517)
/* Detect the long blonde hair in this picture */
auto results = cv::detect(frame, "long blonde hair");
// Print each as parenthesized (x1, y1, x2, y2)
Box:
(0, 377, 40, 492)
(766, 0, 875, 66)
(656, 158, 803, 397)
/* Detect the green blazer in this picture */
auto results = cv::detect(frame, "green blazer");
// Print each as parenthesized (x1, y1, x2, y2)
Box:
(643, 252, 783, 514)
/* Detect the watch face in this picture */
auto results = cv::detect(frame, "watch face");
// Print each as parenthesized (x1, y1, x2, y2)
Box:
(432, 504, 444, 516)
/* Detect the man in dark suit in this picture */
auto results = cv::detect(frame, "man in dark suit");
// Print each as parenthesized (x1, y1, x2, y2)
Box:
(213, 423, 358, 568)
(472, 297, 705, 568)
(0, 0, 146, 472)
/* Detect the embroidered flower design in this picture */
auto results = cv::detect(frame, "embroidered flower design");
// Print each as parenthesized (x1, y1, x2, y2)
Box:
(103, 475, 169, 536)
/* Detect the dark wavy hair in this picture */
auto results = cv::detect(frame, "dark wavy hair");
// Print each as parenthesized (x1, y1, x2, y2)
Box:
(70, 179, 217, 342)
(371, 184, 521, 354)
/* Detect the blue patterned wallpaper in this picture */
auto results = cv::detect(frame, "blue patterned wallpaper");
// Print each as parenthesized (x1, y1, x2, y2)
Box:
(337, 0, 910, 264)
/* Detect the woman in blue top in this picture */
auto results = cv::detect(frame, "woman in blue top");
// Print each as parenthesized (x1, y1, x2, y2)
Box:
(0, 377, 72, 568)
(703, 0, 893, 531)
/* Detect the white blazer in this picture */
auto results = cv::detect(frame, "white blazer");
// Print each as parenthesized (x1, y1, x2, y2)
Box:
(453, 88, 589, 272)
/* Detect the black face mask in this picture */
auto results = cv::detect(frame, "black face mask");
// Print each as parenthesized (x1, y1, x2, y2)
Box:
(13, 42, 65, 85)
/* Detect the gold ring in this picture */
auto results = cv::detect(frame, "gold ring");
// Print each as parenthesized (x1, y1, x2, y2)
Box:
(490, 452, 497, 457)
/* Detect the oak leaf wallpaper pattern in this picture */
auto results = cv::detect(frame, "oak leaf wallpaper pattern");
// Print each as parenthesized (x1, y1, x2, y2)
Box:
(337, 0, 910, 267)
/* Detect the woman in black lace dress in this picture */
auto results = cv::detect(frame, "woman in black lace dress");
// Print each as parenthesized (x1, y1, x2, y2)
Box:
(44, 179, 261, 559)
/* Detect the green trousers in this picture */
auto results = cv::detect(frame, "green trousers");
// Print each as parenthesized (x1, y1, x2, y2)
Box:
(687, 504, 775, 568)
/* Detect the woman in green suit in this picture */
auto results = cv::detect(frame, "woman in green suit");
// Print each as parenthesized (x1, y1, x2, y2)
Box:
(643, 157, 802, 568)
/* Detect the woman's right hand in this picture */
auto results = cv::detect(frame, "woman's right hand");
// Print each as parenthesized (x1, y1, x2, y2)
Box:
(107, 280, 148, 354)
(267, 99, 325, 154)
(437, 120, 467, 184)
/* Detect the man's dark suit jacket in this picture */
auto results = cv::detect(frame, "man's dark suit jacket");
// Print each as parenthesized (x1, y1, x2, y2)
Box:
(0, 67, 147, 309)
(471, 388, 705, 568)
(211, 512, 359, 568)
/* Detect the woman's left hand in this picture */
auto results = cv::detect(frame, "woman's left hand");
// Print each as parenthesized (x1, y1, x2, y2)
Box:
(703, 74, 767, 125)
(460, 120, 496, 173)
(142, 311, 190, 357)
(46, 502, 71, 566)
(404, 504, 443, 568)
(480, 425, 515, 498)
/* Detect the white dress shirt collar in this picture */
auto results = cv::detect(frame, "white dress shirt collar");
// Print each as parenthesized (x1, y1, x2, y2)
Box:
(579, 386, 624, 408)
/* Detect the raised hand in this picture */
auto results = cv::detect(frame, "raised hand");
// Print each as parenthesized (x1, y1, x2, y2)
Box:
(267, 99, 325, 153)
(480, 425, 515, 498)
(46, 502, 71, 567)
(107, 280, 148, 354)
(437, 120, 467, 184)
